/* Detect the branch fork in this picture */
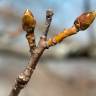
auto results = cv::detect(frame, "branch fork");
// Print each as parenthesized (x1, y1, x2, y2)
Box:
(9, 9, 96, 96)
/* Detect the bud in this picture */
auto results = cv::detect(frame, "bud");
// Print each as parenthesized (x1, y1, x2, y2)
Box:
(74, 11, 96, 31)
(22, 9, 36, 32)
(46, 9, 54, 18)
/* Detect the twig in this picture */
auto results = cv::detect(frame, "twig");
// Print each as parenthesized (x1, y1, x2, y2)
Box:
(46, 26, 78, 47)
(9, 10, 96, 96)
(9, 9, 52, 96)
(43, 9, 54, 37)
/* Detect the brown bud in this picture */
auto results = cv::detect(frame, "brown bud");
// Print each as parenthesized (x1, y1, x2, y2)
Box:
(74, 11, 96, 31)
(22, 9, 36, 32)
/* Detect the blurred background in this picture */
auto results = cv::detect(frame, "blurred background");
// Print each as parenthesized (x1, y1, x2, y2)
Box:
(0, 0, 96, 96)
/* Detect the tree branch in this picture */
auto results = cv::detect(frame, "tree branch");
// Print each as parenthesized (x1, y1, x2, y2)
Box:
(9, 10, 96, 96)
(9, 9, 51, 96)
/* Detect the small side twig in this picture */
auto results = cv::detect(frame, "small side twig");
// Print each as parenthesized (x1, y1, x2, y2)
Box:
(43, 9, 54, 37)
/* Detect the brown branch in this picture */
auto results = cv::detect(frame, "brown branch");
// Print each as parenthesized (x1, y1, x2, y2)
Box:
(9, 10, 96, 96)
(9, 9, 51, 96)
(9, 47, 45, 96)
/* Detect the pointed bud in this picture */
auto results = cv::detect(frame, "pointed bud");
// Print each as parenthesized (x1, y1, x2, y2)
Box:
(74, 11, 96, 31)
(22, 9, 36, 32)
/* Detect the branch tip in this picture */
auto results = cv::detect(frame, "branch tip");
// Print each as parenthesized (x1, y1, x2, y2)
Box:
(43, 9, 54, 37)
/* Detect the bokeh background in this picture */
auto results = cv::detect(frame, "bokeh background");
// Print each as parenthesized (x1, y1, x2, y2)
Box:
(0, 0, 96, 96)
